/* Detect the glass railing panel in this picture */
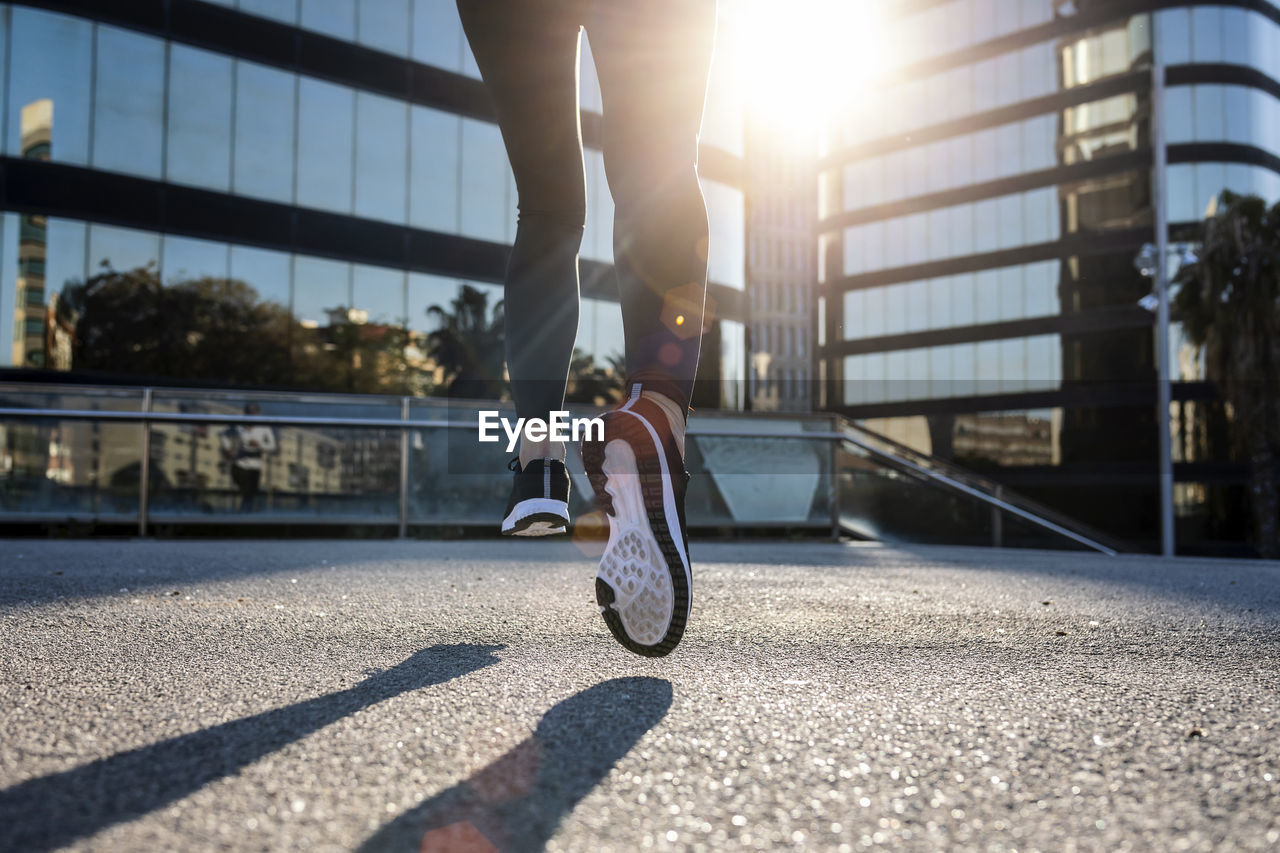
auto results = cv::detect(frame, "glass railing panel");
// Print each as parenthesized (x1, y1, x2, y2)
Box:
(836, 442, 997, 546)
(0, 384, 145, 520)
(147, 389, 402, 521)
(684, 433, 833, 527)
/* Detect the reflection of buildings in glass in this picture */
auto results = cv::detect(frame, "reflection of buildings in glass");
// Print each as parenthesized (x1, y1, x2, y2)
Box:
(817, 3, 1280, 549)
(14, 100, 51, 368)
(0, 6, 747, 404)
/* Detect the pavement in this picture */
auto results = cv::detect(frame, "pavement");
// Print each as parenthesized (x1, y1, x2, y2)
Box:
(0, 538, 1278, 852)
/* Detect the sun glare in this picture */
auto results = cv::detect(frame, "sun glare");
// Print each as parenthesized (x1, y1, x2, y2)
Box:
(726, 0, 888, 151)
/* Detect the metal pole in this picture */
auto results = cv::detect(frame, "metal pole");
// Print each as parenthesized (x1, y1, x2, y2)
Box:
(398, 397, 410, 539)
(1151, 17, 1176, 557)
(138, 387, 152, 537)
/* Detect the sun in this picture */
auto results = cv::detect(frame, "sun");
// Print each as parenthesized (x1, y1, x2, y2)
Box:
(723, 0, 888, 152)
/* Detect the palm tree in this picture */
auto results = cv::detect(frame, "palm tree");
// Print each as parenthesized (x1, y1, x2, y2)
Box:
(1172, 190, 1280, 557)
(425, 284, 507, 400)
(565, 348, 625, 406)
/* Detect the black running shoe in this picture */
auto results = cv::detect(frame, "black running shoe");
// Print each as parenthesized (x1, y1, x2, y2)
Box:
(500, 457, 570, 537)
(581, 384, 691, 657)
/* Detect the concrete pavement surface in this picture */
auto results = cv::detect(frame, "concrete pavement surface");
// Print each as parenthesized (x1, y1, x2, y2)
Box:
(1, 538, 1278, 852)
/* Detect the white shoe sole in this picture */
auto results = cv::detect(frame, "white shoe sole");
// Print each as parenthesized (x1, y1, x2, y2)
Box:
(500, 498, 569, 537)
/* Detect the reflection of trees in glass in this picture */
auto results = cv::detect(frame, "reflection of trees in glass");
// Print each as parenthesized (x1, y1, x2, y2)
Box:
(56, 264, 431, 395)
(424, 284, 507, 401)
(566, 349, 624, 406)
(1173, 191, 1280, 558)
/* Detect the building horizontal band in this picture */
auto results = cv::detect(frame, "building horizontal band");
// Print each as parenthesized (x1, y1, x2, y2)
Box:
(830, 379, 1218, 421)
(887, 0, 1280, 88)
(819, 151, 1152, 233)
(820, 70, 1151, 170)
(822, 227, 1152, 295)
(17, 0, 744, 188)
(823, 63, 1280, 169)
(1168, 141, 1280, 174)
(0, 156, 746, 321)
(820, 305, 1155, 360)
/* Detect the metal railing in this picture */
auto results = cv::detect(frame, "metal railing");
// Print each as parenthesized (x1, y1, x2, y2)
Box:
(0, 384, 1120, 554)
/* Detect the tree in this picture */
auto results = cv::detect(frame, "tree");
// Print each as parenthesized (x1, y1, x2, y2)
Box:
(1172, 190, 1280, 557)
(425, 284, 507, 400)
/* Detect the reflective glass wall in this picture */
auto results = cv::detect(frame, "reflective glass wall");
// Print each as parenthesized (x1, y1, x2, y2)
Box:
(0, 2, 747, 405)
(818, 1, 1280, 551)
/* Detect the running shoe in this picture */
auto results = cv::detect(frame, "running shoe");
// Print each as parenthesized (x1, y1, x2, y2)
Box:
(500, 457, 570, 536)
(581, 384, 691, 657)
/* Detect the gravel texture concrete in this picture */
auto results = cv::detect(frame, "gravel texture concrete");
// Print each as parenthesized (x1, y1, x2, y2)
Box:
(0, 538, 1278, 852)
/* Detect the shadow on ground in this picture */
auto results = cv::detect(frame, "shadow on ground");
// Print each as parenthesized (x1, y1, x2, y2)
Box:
(0, 643, 504, 852)
(360, 676, 673, 853)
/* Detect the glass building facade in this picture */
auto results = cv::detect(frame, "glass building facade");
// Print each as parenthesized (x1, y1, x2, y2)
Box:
(818, 0, 1280, 552)
(0, 1, 748, 405)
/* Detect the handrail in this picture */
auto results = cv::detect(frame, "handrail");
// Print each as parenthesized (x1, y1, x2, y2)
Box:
(0, 400, 1119, 553)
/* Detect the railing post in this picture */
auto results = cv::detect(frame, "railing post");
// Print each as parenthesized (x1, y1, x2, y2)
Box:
(991, 484, 1004, 548)
(138, 388, 152, 538)
(828, 417, 840, 541)
(398, 397, 410, 539)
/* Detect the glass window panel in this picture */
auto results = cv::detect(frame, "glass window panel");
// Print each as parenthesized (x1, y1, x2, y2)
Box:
(927, 77, 950, 124)
(844, 289, 866, 339)
(885, 350, 908, 402)
(358, 0, 411, 55)
(1024, 115, 1056, 172)
(293, 256, 351, 327)
(947, 66, 974, 120)
(976, 340, 1001, 386)
(904, 213, 928, 266)
(927, 209, 949, 260)
(167, 45, 233, 191)
(926, 141, 949, 192)
(904, 147, 927, 198)
(8, 8, 93, 164)
(952, 273, 975, 327)
(412, 0, 463, 70)
(355, 92, 408, 223)
(997, 194, 1023, 249)
(904, 281, 929, 333)
(996, 124, 1022, 177)
(948, 136, 974, 188)
(1193, 85, 1225, 141)
(950, 204, 974, 256)
(1157, 9, 1191, 64)
(996, 53, 1019, 106)
(863, 287, 885, 337)
(1165, 87, 1193, 144)
(973, 129, 998, 182)
(1191, 7, 1223, 62)
(459, 119, 509, 242)
(352, 264, 407, 325)
(884, 218, 906, 268)
(929, 345, 953, 398)
(927, 277, 951, 329)
(862, 221, 885, 272)
(297, 78, 355, 213)
(971, 0, 997, 43)
(1025, 261, 1057, 317)
(863, 156, 885, 206)
(1223, 86, 1250, 145)
(843, 160, 864, 210)
(1000, 339, 1027, 391)
(974, 270, 999, 323)
(1024, 187, 1055, 244)
(45, 216, 88, 307)
(301, 0, 356, 41)
(882, 151, 906, 202)
(230, 245, 292, 309)
(88, 224, 160, 274)
(1166, 164, 1196, 222)
(884, 284, 907, 335)
(973, 58, 998, 112)
(234, 62, 296, 204)
(843, 226, 864, 276)
(161, 235, 229, 283)
(409, 107, 461, 233)
(92, 26, 165, 179)
(238, 0, 297, 24)
(998, 266, 1023, 321)
(973, 199, 998, 253)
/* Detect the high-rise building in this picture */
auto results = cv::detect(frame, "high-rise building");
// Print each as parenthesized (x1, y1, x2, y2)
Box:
(0, 1, 748, 406)
(817, 0, 1280, 551)
(745, 117, 817, 413)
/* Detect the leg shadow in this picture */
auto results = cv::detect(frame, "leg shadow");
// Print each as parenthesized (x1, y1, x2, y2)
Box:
(360, 676, 673, 853)
(0, 643, 505, 852)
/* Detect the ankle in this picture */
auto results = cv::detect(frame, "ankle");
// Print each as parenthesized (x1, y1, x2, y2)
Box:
(640, 391, 687, 458)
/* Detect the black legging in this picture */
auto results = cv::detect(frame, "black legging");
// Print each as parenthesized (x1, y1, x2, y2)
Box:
(457, 0, 717, 422)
